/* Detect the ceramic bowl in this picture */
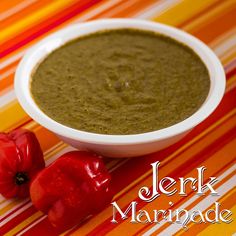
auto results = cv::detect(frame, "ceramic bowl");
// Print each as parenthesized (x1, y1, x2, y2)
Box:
(14, 19, 225, 157)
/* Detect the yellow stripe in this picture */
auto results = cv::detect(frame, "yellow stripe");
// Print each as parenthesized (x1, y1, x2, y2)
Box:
(199, 204, 236, 236)
(0, 0, 75, 42)
(152, 0, 218, 25)
(183, 0, 235, 32)
(226, 75, 236, 92)
(23, 120, 39, 130)
(4, 212, 43, 236)
(0, 100, 29, 131)
(175, 188, 236, 236)
(0, 199, 26, 217)
(222, 48, 236, 65)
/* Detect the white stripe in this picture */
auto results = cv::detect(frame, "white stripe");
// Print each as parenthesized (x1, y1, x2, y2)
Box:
(43, 141, 65, 156)
(0, 198, 19, 210)
(109, 159, 129, 172)
(0, 195, 6, 202)
(73, 0, 123, 22)
(0, 51, 25, 69)
(0, 202, 32, 227)
(45, 146, 76, 165)
(16, 215, 48, 236)
(0, 90, 15, 107)
(214, 34, 236, 58)
(0, 67, 17, 80)
(92, 0, 140, 18)
(0, 199, 29, 221)
(135, 0, 181, 19)
(210, 27, 236, 49)
(142, 164, 236, 236)
(0, 0, 37, 21)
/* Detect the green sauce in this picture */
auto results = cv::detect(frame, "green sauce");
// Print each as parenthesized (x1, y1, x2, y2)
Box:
(31, 29, 210, 135)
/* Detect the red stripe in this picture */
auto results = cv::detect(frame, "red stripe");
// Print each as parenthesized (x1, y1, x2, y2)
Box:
(0, 205, 37, 235)
(0, 200, 31, 223)
(20, 219, 59, 236)
(226, 59, 236, 78)
(0, 0, 102, 58)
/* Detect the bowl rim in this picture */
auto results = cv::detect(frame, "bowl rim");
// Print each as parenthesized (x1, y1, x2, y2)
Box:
(14, 18, 226, 145)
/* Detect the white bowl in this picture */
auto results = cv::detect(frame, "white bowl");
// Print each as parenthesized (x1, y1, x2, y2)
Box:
(15, 19, 225, 158)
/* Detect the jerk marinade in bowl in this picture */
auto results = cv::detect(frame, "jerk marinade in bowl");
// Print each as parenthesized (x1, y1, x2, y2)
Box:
(31, 29, 210, 135)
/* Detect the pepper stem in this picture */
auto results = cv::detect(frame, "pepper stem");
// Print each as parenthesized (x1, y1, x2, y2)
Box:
(15, 172, 29, 185)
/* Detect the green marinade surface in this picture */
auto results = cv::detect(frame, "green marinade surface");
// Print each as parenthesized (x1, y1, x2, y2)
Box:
(31, 29, 210, 134)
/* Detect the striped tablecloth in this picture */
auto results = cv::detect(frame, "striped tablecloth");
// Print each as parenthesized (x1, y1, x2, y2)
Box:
(1, 0, 236, 235)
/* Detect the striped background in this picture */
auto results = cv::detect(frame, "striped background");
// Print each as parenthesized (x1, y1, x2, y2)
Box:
(0, 0, 236, 235)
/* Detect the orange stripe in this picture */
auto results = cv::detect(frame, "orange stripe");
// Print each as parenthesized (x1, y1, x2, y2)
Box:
(1, 0, 54, 26)
(190, 4, 236, 43)
(84, 0, 142, 18)
(0, 0, 114, 62)
(32, 125, 60, 152)
(178, 0, 223, 28)
(89, 0, 158, 18)
(0, 0, 156, 58)
(1, 57, 20, 75)
(0, 0, 89, 51)
(0, 0, 26, 13)
(0, 75, 14, 93)
(182, 0, 235, 32)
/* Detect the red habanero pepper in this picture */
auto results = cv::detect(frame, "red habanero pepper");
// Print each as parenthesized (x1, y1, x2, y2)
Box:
(30, 151, 113, 231)
(0, 129, 45, 198)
